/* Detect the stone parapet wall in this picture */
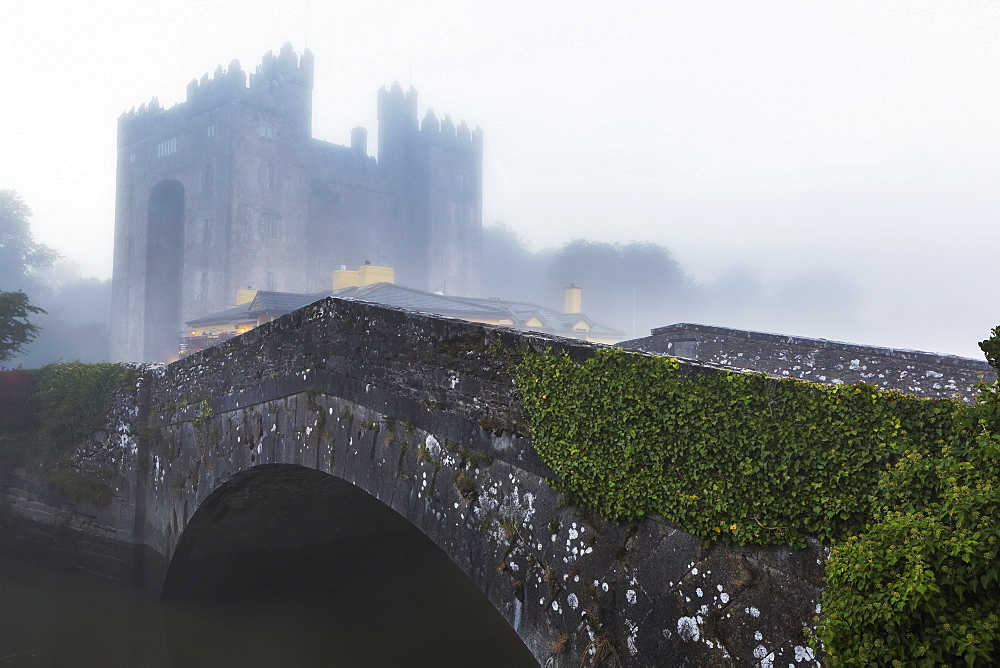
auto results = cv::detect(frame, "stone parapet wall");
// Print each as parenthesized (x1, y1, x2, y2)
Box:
(621, 323, 994, 401)
(148, 297, 604, 440)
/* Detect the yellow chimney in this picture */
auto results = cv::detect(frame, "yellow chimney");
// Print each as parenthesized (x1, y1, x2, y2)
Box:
(357, 262, 394, 286)
(564, 283, 582, 314)
(236, 288, 258, 305)
(332, 267, 359, 289)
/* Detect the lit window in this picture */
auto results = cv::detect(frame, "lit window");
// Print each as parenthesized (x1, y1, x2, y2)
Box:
(207, 124, 216, 138)
(156, 137, 177, 158)
(258, 125, 275, 140)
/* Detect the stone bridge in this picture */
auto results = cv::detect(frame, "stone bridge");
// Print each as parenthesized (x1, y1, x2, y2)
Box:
(2, 298, 824, 666)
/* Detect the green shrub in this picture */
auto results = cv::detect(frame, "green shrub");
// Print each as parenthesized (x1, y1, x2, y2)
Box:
(516, 347, 961, 546)
(817, 436, 999, 664)
(34, 362, 129, 450)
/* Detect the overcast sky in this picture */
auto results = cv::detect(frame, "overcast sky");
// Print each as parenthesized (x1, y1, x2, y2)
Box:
(2, 1, 998, 357)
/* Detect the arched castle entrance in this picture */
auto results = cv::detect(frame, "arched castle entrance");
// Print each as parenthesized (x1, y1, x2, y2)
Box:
(144, 180, 185, 361)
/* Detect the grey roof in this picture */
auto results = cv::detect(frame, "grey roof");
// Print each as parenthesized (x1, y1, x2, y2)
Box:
(186, 282, 623, 339)
(186, 302, 257, 327)
(248, 290, 324, 313)
(329, 283, 508, 319)
(642, 323, 990, 370)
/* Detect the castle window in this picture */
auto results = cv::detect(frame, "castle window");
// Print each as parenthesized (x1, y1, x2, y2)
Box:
(263, 214, 281, 239)
(258, 125, 275, 140)
(156, 137, 177, 158)
(129, 153, 136, 165)
(206, 124, 216, 138)
(266, 163, 275, 191)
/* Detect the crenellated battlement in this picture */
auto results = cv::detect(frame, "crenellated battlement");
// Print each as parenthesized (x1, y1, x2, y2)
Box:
(419, 109, 483, 152)
(378, 81, 481, 155)
(252, 42, 314, 90)
(377, 81, 418, 130)
(118, 44, 314, 146)
(184, 59, 248, 107)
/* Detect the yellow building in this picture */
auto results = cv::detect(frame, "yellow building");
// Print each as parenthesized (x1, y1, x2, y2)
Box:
(183, 264, 622, 355)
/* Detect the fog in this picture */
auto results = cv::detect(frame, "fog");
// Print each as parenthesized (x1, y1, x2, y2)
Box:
(481, 224, 864, 345)
(2, 1, 998, 359)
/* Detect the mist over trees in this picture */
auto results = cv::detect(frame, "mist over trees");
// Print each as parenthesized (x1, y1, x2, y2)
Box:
(481, 222, 861, 341)
(482, 223, 695, 337)
(17, 263, 112, 367)
(0, 191, 110, 367)
(1, 190, 58, 293)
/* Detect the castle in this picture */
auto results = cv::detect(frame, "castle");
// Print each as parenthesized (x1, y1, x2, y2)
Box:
(111, 44, 483, 362)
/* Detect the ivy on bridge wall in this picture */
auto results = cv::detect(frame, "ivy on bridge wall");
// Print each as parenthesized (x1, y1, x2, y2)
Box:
(516, 345, 999, 665)
(0, 362, 131, 506)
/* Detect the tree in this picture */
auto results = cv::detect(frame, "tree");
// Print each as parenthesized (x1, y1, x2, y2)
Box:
(0, 189, 59, 291)
(481, 222, 550, 304)
(0, 290, 45, 362)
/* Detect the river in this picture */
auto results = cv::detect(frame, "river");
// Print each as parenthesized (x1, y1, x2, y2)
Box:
(0, 553, 537, 667)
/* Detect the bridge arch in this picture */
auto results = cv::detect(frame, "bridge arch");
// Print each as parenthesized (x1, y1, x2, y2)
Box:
(131, 300, 827, 665)
(160, 463, 535, 663)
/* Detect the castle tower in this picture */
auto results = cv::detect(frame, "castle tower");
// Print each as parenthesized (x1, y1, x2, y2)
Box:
(377, 85, 483, 295)
(417, 113, 483, 296)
